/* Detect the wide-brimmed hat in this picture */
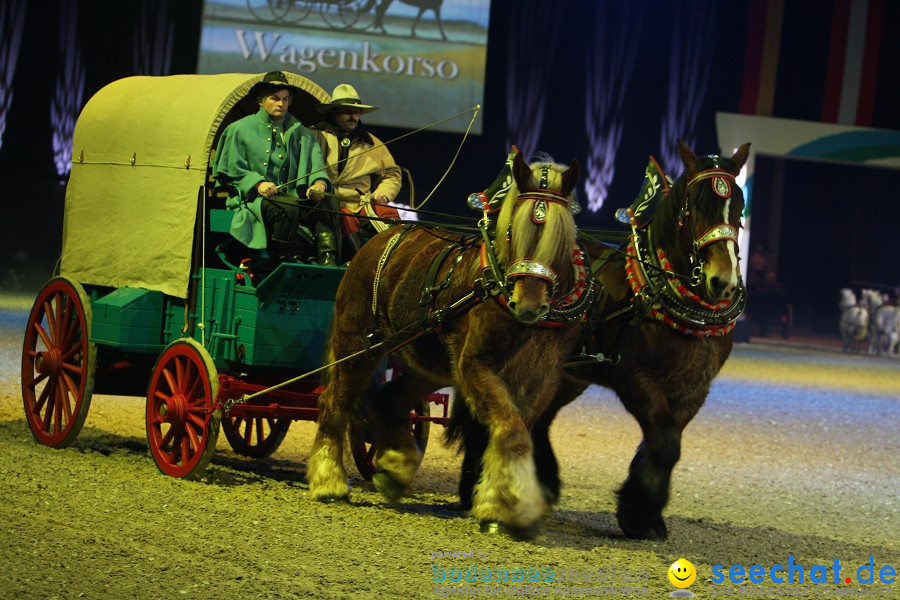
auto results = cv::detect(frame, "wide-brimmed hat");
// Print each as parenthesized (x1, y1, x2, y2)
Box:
(249, 71, 302, 97)
(316, 84, 378, 114)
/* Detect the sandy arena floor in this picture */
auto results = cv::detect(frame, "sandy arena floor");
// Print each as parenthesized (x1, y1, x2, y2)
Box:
(0, 292, 898, 599)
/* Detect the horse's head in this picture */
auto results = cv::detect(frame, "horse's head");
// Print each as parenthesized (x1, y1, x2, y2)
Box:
(494, 152, 580, 324)
(839, 288, 857, 311)
(664, 141, 750, 301)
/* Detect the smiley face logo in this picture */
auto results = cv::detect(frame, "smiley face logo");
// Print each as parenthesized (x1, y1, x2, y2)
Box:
(668, 558, 697, 588)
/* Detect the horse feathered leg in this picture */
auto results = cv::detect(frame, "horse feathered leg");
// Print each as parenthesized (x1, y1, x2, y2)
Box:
(308, 331, 380, 502)
(614, 372, 707, 540)
(456, 364, 548, 537)
(615, 421, 679, 540)
(472, 420, 544, 538)
(307, 383, 352, 501)
(369, 374, 435, 501)
(445, 392, 488, 511)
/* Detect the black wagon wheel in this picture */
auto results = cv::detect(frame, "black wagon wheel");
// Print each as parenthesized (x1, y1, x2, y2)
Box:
(320, 0, 361, 29)
(351, 362, 431, 480)
(21, 276, 96, 448)
(145, 338, 221, 479)
(222, 413, 291, 459)
(246, 0, 294, 22)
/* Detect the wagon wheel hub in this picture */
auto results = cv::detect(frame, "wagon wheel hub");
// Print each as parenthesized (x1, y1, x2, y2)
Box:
(159, 393, 188, 426)
(35, 349, 62, 377)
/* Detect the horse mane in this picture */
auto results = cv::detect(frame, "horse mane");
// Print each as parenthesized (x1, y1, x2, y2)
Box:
(493, 156, 576, 272)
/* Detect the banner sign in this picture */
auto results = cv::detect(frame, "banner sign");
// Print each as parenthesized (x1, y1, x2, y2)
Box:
(197, 0, 491, 133)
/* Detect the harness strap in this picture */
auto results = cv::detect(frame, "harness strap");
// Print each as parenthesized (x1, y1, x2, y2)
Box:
(694, 224, 738, 249)
(419, 243, 462, 330)
(369, 226, 414, 345)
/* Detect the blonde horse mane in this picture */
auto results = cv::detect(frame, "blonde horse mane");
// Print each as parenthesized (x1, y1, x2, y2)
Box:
(494, 157, 576, 270)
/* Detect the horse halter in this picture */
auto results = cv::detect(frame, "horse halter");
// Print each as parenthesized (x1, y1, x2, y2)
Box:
(504, 165, 570, 291)
(679, 164, 739, 286)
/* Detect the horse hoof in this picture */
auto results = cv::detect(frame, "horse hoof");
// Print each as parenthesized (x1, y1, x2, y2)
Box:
(618, 513, 668, 540)
(316, 496, 350, 504)
(478, 520, 539, 541)
(308, 481, 350, 503)
(479, 521, 501, 535)
(504, 522, 540, 541)
(373, 471, 406, 502)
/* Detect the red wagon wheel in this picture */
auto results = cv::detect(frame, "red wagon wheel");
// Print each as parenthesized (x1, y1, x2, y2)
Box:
(146, 339, 221, 478)
(221, 414, 291, 459)
(21, 276, 96, 447)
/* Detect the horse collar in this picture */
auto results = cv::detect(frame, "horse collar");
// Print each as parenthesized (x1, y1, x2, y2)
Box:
(626, 226, 746, 337)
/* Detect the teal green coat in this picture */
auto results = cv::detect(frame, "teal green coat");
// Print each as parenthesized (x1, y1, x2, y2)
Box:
(212, 108, 331, 248)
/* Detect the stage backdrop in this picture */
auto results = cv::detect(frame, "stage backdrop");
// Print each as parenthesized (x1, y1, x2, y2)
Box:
(197, 0, 490, 134)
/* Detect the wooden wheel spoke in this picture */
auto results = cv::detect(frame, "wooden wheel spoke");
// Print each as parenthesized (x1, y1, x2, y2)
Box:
(34, 382, 52, 412)
(162, 367, 178, 396)
(174, 357, 186, 391)
(53, 293, 67, 340)
(186, 411, 206, 429)
(255, 419, 266, 445)
(60, 339, 84, 364)
(243, 419, 257, 445)
(53, 385, 65, 434)
(29, 371, 49, 389)
(43, 300, 58, 343)
(33, 321, 53, 351)
(159, 424, 175, 450)
(185, 372, 202, 402)
(58, 303, 76, 351)
(59, 372, 76, 420)
(185, 424, 201, 455)
(181, 434, 193, 463)
(41, 385, 56, 431)
(61, 360, 85, 378)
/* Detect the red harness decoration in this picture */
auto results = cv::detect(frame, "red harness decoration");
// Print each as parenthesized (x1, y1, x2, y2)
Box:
(625, 240, 737, 338)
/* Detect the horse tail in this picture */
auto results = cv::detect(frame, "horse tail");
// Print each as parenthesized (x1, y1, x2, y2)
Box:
(444, 390, 474, 450)
(319, 318, 339, 385)
(444, 391, 489, 510)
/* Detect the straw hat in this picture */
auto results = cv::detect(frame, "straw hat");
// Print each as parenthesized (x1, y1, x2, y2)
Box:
(316, 84, 378, 114)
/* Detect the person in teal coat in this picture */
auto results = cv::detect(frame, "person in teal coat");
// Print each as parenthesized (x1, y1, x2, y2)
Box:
(213, 71, 340, 266)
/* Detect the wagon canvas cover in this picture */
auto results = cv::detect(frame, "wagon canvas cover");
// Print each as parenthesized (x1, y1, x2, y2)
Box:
(61, 73, 328, 298)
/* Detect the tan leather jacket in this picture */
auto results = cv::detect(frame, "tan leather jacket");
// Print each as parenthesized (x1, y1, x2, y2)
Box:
(313, 124, 402, 213)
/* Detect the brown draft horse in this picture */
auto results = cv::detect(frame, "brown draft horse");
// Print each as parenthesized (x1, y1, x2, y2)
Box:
(308, 151, 587, 535)
(450, 141, 751, 540)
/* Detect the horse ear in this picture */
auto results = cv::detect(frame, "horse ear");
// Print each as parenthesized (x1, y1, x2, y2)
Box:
(730, 142, 751, 173)
(512, 150, 532, 188)
(561, 159, 581, 195)
(677, 139, 699, 173)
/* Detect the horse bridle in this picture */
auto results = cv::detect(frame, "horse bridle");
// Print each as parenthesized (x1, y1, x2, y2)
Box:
(504, 165, 570, 294)
(678, 164, 740, 286)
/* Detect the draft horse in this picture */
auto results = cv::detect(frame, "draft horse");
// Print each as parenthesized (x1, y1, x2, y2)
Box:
(451, 141, 751, 540)
(307, 151, 589, 535)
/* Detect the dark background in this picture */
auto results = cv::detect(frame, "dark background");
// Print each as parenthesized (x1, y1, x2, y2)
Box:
(2, 0, 899, 335)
